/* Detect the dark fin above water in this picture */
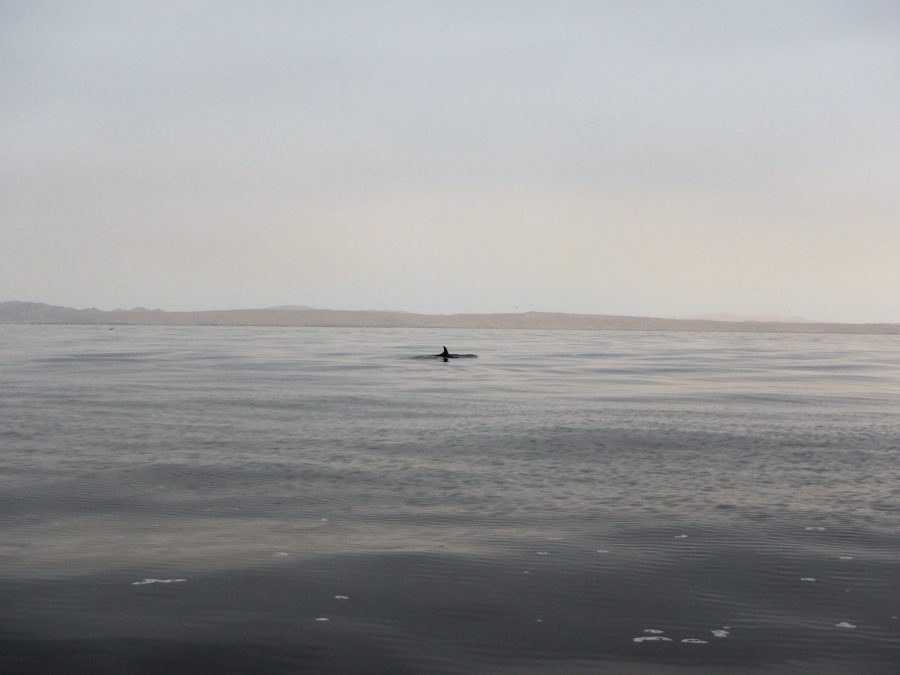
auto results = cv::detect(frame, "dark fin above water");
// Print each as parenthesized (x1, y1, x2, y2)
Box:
(412, 346, 478, 360)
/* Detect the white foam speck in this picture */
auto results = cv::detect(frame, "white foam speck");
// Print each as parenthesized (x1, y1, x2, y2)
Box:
(804, 526, 826, 531)
(838, 556, 854, 560)
(320, 518, 328, 522)
(132, 578, 187, 586)
(643, 629, 665, 634)
(273, 552, 289, 557)
(835, 622, 856, 629)
(634, 636, 672, 643)
(315, 617, 330, 622)
(536, 619, 543, 623)
(523, 570, 531, 574)
(547, 537, 563, 540)
(711, 629, 730, 638)
(891, 616, 897, 620)
(674, 535, 688, 539)
(536, 551, 550, 556)
(596, 549, 609, 553)
(682, 639, 708, 644)
(800, 577, 816, 582)
(334, 595, 349, 600)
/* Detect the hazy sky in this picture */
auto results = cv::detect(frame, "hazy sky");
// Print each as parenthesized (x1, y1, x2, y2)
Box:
(2, 1, 898, 321)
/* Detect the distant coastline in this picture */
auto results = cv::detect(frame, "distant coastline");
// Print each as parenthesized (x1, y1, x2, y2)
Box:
(1, 301, 897, 335)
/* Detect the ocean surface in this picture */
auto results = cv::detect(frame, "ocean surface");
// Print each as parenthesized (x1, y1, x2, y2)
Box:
(1, 325, 899, 674)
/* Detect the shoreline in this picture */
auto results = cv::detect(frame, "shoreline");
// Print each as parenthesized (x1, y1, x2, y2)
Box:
(2, 303, 898, 335)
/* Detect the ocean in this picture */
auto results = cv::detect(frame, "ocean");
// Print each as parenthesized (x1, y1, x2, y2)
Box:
(1, 325, 898, 674)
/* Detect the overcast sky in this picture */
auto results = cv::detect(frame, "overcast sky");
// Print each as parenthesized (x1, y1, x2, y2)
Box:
(2, 1, 898, 321)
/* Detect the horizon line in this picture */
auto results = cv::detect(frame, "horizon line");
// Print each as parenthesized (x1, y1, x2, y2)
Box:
(6, 299, 900, 326)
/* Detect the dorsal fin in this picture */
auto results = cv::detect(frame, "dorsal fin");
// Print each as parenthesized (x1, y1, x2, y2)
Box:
(441, 346, 449, 356)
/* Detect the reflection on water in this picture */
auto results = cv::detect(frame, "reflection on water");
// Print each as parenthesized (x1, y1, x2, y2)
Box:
(1, 326, 899, 674)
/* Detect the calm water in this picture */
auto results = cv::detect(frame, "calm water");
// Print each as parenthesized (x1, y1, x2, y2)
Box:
(1, 325, 899, 674)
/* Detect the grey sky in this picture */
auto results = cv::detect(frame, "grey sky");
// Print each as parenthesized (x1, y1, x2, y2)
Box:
(2, 1, 898, 321)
